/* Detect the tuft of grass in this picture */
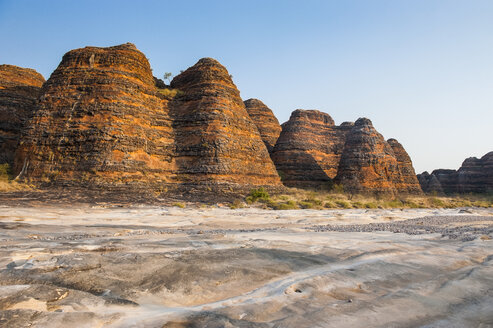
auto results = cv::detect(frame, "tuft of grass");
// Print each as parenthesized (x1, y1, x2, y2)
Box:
(173, 202, 185, 208)
(157, 88, 184, 99)
(335, 200, 351, 209)
(229, 199, 244, 209)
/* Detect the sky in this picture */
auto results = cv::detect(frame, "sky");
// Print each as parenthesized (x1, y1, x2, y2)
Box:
(0, 0, 492, 173)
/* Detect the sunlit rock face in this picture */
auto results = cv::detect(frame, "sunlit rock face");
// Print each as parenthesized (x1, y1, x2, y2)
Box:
(14, 43, 177, 187)
(170, 58, 281, 187)
(418, 151, 493, 194)
(0, 65, 45, 167)
(14, 45, 281, 190)
(244, 98, 281, 154)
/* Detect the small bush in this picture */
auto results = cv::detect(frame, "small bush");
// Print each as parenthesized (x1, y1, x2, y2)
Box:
(324, 201, 337, 208)
(429, 197, 445, 208)
(157, 88, 184, 99)
(246, 187, 270, 203)
(364, 202, 378, 209)
(173, 202, 185, 208)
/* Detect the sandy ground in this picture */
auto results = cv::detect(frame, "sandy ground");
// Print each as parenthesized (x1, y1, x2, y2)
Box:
(0, 205, 492, 327)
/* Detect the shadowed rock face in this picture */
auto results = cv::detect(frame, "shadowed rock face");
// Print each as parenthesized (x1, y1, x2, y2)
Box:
(0, 65, 45, 167)
(271, 109, 351, 188)
(335, 118, 401, 195)
(168, 58, 281, 187)
(244, 98, 281, 153)
(14, 43, 177, 186)
(387, 138, 423, 194)
(418, 152, 493, 194)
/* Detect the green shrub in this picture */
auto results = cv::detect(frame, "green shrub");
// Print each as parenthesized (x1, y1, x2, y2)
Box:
(157, 88, 184, 99)
(364, 202, 378, 209)
(246, 187, 270, 203)
(324, 201, 337, 208)
(173, 202, 185, 208)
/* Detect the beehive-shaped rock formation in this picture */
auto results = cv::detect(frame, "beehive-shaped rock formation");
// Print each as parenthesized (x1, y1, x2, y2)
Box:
(271, 109, 352, 188)
(0, 65, 45, 167)
(15, 43, 176, 186)
(169, 58, 281, 187)
(244, 98, 281, 153)
(335, 118, 402, 195)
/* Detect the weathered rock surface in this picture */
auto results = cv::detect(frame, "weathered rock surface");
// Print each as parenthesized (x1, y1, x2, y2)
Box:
(335, 118, 401, 195)
(418, 152, 493, 194)
(14, 43, 177, 187)
(387, 138, 423, 194)
(271, 109, 351, 188)
(244, 98, 281, 153)
(169, 58, 281, 187)
(0, 65, 44, 167)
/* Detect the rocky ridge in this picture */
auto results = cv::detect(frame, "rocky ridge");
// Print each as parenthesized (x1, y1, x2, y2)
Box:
(0, 65, 45, 167)
(418, 152, 493, 194)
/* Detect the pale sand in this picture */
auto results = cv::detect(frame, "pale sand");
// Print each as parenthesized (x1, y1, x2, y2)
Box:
(0, 205, 492, 327)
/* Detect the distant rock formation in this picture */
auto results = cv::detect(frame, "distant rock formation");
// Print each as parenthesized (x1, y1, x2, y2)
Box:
(15, 43, 176, 186)
(418, 152, 493, 194)
(271, 109, 351, 188)
(13, 44, 281, 190)
(169, 58, 281, 187)
(244, 98, 281, 153)
(272, 113, 422, 195)
(0, 65, 44, 167)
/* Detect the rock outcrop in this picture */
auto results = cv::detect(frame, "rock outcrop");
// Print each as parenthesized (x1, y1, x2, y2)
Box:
(14, 45, 280, 191)
(170, 58, 281, 187)
(272, 112, 422, 195)
(271, 109, 351, 188)
(335, 118, 401, 195)
(0, 65, 45, 167)
(14, 43, 177, 187)
(244, 98, 281, 153)
(387, 138, 422, 194)
(418, 152, 493, 194)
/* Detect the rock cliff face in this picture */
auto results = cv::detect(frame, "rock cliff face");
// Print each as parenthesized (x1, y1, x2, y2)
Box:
(271, 110, 351, 188)
(335, 118, 401, 195)
(418, 152, 493, 194)
(244, 98, 281, 153)
(0, 65, 45, 167)
(15, 43, 177, 186)
(170, 58, 281, 187)
(387, 138, 422, 194)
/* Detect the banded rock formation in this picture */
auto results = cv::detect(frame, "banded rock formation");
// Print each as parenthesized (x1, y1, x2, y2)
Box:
(418, 152, 493, 194)
(0, 65, 45, 167)
(335, 118, 402, 195)
(272, 112, 422, 195)
(14, 44, 281, 190)
(271, 109, 352, 188)
(244, 98, 281, 153)
(387, 138, 422, 194)
(15, 43, 176, 186)
(170, 59, 281, 187)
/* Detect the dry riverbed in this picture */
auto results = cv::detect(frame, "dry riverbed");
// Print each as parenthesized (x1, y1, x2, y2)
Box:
(0, 205, 492, 327)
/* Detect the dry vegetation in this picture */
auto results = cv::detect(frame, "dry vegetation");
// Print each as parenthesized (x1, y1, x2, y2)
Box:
(0, 163, 32, 192)
(241, 187, 493, 210)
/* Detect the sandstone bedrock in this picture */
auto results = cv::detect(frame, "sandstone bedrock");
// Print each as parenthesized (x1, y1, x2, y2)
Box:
(0, 42, 427, 196)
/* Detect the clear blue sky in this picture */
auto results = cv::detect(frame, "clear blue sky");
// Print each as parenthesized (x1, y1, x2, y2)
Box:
(1, 0, 492, 173)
